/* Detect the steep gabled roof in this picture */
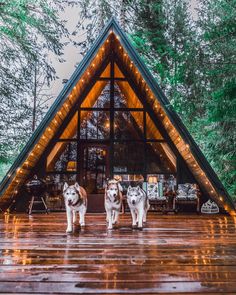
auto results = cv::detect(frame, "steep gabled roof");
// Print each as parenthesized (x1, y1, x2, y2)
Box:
(0, 18, 235, 214)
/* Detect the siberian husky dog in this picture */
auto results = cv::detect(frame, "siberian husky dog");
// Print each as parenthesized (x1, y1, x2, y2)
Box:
(104, 179, 123, 229)
(127, 186, 150, 229)
(63, 182, 87, 233)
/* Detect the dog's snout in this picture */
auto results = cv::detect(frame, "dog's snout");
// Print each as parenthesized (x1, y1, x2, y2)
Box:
(68, 199, 72, 205)
(132, 200, 135, 205)
(114, 193, 117, 197)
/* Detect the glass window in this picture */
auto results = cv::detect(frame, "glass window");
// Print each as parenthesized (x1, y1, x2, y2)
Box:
(146, 113, 163, 140)
(60, 113, 78, 139)
(114, 111, 144, 140)
(146, 142, 176, 173)
(81, 81, 110, 108)
(114, 81, 143, 108)
(80, 110, 110, 139)
(46, 142, 77, 172)
(113, 142, 145, 173)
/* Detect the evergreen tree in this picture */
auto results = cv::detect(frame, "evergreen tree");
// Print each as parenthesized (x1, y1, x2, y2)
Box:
(197, 0, 236, 197)
(0, 0, 70, 171)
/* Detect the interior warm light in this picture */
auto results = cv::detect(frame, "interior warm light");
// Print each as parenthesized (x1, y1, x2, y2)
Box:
(67, 161, 77, 172)
(148, 176, 158, 183)
(105, 122, 110, 129)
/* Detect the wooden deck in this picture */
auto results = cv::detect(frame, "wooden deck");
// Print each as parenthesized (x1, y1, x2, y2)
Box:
(1, 213, 236, 294)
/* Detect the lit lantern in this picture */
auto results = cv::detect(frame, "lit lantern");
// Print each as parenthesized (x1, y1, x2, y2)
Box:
(148, 176, 158, 184)
(67, 161, 77, 172)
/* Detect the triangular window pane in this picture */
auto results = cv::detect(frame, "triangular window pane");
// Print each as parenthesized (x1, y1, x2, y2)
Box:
(146, 142, 176, 173)
(81, 81, 110, 108)
(60, 113, 77, 139)
(114, 111, 144, 140)
(47, 142, 77, 172)
(146, 113, 163, 140)
(114, 81, 143, 108)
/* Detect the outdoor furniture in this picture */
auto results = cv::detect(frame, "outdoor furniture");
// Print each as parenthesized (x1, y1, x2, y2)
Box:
(146, 183, 168, 213)
(173, 183, 200, 213)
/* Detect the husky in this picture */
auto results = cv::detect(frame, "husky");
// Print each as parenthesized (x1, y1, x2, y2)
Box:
(63, 182, 87, 233)
(104, 179, 123, 229)
(127, 185, 150, 229)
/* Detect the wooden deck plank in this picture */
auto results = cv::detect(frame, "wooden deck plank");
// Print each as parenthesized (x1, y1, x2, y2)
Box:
(0, 212, 236, 294)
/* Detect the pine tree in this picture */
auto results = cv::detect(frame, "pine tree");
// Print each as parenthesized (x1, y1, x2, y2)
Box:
(197, 0, 236, 198)
(0, 0, 70, 175)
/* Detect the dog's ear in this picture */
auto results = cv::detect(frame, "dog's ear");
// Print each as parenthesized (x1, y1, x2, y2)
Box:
(63, 182, 69, 192)
(127, 185, 132, 192)
(74, 182, 81, 193)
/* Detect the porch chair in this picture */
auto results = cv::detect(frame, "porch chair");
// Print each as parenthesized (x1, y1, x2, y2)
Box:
(145, 182, 168, 213)
(173, 183, 200, 213)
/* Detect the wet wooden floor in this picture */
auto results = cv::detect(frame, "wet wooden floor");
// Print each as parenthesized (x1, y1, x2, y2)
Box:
(1, 212, 236, 294)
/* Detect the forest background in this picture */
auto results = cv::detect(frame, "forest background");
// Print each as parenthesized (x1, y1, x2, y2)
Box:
(0, 0, 235, 198)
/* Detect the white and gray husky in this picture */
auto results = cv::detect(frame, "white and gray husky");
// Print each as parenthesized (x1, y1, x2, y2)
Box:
(104, 179, 123, 229)
(63, 182, 87, 233)
(127, 185, 150, 229)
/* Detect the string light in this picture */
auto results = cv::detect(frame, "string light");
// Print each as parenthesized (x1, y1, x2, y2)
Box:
(186, 144, 190, 149)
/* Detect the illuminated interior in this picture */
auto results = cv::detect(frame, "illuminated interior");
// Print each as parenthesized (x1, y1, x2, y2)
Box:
(45, 60, 176, 193)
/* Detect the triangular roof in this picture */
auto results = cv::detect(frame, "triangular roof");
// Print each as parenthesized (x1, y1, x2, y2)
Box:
(0, 18, 235, 215)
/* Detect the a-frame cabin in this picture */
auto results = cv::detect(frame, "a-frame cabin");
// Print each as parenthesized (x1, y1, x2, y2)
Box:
(0, 18, 235, 215)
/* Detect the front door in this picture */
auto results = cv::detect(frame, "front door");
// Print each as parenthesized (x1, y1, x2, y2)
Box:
(80, 144, 109, 212)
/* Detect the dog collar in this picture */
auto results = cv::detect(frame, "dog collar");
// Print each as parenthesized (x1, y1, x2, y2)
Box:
(71, 197, 82, 207)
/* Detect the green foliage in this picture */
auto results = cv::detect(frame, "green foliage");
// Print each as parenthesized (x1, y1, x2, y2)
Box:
(130, 0, 236, 198)
(0, 0, 69, 166)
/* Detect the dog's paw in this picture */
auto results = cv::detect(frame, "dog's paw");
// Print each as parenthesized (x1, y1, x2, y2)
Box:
(80, 223, 85, 227)
(66, 228, 72, 233)
(107, 225, 113, 230)
(137, 226, 143, 231)
(132, 224, 137, 229)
